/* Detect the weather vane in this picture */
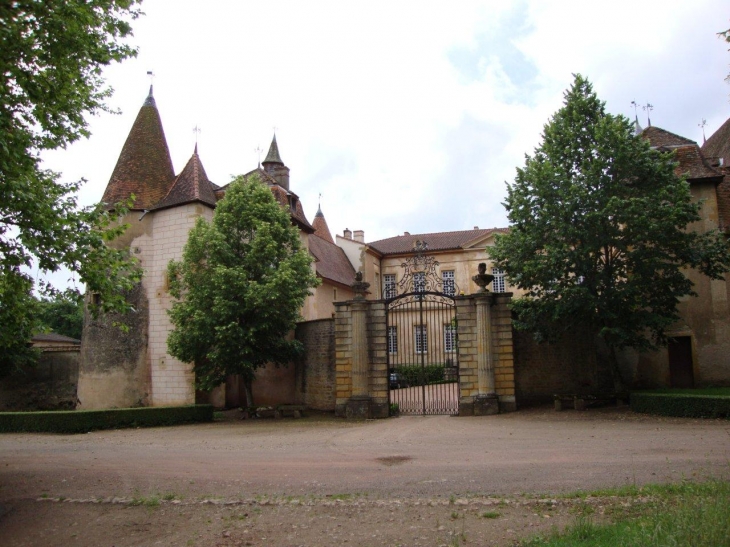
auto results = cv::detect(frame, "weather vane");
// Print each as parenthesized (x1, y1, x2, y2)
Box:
(254, 145, 263, 167)
(699, 119, 707, 143)
(146, 70, 155, 85)
(630, 100, 640, 118)
(193, 125, 201, 144)
(642, 102, 653, 127)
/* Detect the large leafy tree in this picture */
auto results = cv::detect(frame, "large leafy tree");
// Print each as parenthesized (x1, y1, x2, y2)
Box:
(36, 290, 85, 340)
(167, 175, 320, 406)
(490, 75, 730, 389)
(0, 1, 143, 373)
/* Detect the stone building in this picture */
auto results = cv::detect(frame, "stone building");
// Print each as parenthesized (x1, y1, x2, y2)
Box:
(617, 123, 730, 388)
(77, 87, 355, 409)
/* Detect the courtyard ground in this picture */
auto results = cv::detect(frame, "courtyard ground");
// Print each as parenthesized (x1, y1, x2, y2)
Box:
(0, 406, 728, 546)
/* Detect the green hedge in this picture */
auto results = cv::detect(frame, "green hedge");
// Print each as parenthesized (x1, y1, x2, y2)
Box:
(394, 364, 450, 386)
(631, 392, 730, 419)
(0, 404, 214, 433)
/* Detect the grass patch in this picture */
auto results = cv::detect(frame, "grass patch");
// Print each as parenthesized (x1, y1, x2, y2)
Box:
(481, 511, 501, 519)
(518, 480, 730, 546)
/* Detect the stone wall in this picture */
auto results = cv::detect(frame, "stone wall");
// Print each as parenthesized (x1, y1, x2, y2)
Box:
(0, 349, 79, 411)
(294, 319, 336, 410)
(513, 325, 612, 406)
(77, 281, 150, 409)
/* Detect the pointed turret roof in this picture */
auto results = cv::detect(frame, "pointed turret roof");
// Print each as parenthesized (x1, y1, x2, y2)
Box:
(263, 134, 284, 165)
(152, 145, 217, 211)
(702, 116, 730, 167)
(101, 86, 176, 210)
(312, 204, 335, 244)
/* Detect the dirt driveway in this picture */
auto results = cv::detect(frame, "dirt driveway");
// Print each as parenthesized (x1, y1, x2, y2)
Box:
(1, 407, 728, 546)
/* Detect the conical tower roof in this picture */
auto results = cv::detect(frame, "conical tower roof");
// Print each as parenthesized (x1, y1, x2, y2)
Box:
(101, 86, 176, 210)
(312, 204, 334, 243)
(153, 144, 217, 210)
(263, 134, 284, 165)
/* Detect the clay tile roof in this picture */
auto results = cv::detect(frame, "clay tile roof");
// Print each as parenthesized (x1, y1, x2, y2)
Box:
(368, 228, 508, 256)
(641, 126, 696, 147)
(641, 126, 722, 181)
(263, 134, 284, 165)
(702, 116, 730, 167)
(670, 144, 723, 181)
(308, 234, 357, 288)
(312, 205, 334, 243)
(102, 86, 176, 210)
(152, 146, 217, 211)
(217, 169, 315, 232)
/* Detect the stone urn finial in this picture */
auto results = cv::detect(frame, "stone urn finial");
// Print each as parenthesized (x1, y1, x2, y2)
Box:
(472, 262, 494, 293)
(352, 271, 370, 300)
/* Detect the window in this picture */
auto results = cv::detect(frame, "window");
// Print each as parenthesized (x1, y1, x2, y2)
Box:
(444, 325, 457, 353)
(414, 325, 427, 354)
(384, 274, 396, 299)
(442, 270, 455, 296)
(387, 326, 398, 354)
(492, 268, 505, 293)
(414, 272, 425, 293)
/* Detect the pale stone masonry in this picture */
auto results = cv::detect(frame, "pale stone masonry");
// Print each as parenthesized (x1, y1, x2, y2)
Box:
(335, 292, 516, 418)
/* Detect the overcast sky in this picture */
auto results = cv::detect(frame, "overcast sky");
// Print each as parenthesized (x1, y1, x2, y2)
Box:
(41, 0, 730, 287)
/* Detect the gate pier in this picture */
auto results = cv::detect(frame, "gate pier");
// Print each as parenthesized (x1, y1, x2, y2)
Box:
(334, 268, 516, 419)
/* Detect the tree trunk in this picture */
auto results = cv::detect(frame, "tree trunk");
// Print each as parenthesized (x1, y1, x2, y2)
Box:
(243, 375, 254, 408)
(607, 344, 626, 393)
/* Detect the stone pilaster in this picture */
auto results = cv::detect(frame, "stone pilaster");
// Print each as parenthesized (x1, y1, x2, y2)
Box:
(474, 293, 499, 415)
(346, 300, 371, 418)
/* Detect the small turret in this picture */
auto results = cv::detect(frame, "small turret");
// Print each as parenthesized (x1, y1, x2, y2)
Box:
(261, 134, 290, 190)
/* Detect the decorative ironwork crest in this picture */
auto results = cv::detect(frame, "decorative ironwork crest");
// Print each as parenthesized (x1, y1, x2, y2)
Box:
(395, 240, 459, 296)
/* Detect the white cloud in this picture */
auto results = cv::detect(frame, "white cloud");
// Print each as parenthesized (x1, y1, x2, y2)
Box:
(38, 0, 730, 288)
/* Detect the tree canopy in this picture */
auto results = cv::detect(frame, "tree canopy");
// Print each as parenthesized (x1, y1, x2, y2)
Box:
(0, 1, 143, 373)
(490, 75, 730, 387)
(167, 175, 320, 406)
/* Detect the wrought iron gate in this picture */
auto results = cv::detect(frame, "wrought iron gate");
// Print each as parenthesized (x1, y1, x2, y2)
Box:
(386, 242, 459, 416)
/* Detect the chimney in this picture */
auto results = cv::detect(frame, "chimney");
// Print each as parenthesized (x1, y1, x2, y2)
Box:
(353, 230, 364, 243)
(343, 228, 352, 239)
(404, 231, 410, 236)
(473, 226, 479, 229)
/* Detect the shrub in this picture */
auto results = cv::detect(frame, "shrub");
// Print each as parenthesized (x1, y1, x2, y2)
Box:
(631, 391, 730, 419)
(0, 405, 214, 433)
(394, 364, 447, 386)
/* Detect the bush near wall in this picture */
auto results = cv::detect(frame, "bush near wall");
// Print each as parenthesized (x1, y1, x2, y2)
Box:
(394, 365, 449, 386)
(631, 390, 730, 419)
(0, 405, 214, 433)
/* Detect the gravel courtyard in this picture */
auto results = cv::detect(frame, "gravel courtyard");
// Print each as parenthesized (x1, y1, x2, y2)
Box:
(1, 406, 728, 546)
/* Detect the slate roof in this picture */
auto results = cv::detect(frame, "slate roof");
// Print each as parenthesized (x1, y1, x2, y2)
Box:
(308, 234, 357, 288)
(312, 205, 334, 243)
(152, 145, 217, 211)
(702, 116, 730, 167)
(102, 86, 176, 210)
(263, 134, 284, 165)
(368, 228, 508, 256)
